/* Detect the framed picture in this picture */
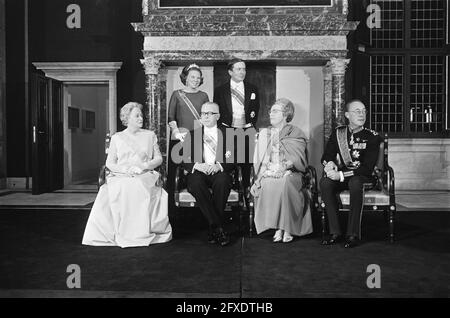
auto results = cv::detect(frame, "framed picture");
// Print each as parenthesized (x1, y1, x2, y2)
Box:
(158, 0, 332, 8)
(68, 107, 79, 129)
(82, 110, 95, 130)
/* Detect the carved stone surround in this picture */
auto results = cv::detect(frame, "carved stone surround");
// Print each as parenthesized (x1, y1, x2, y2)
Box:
(133, 0, 358, 176)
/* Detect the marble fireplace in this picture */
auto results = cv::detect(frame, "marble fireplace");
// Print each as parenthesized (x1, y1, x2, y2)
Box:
(133, 0, 359, 176)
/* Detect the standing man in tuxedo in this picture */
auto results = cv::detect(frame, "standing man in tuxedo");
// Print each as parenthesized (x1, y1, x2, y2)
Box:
(181, 102, 236, 247)
(213, 59, 260, 210)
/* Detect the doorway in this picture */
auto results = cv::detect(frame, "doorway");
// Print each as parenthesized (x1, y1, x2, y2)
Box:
(64, 84, 108, 187)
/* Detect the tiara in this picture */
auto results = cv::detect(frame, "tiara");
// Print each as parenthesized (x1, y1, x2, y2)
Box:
(186, 63, 200, 71)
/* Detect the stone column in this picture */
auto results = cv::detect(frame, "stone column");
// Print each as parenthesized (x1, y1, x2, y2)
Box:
(323, 61, 333, 144)
(330, 58, 350, 129)
(141, 56, 161, 131)
(141, 56, 168, 183)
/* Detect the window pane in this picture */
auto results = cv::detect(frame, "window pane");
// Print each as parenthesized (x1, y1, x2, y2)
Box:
(370, 0, 404, 49)
(410, 55, 445, 133)
(411, 0, 445, 48)
(371, 56, 404, 133)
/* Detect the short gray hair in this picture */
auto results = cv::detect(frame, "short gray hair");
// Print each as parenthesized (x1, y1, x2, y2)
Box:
(274, 98, 295, 123)
(120, 102, 143, 126)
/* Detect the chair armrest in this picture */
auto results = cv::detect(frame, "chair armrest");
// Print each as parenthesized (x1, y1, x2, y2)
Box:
(249, 166, 255, 186)
(236, 165, 244, 194)
(387, 164, 395, 196)
(174, 165, 182, 194)
(155, 166, 167, 188)
(305, 165, 318, 194)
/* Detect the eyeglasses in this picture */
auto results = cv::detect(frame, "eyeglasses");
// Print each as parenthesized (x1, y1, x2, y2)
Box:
(348, 110, 367, 115)
(200, 112, 218, 117)
(268, 109, 283, 115)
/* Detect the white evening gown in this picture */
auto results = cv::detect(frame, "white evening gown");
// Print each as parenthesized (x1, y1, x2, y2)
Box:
(82, 129, 172, 248)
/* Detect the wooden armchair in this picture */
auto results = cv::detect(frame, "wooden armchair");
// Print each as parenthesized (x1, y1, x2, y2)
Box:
(98, 133, 111, 189)
(320, 133, 396, 243)
(247, 165, 319, 237)
(174, 165, 245, 233)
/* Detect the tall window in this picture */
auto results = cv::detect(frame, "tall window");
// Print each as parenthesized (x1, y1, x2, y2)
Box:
(369, 0, 448, 137)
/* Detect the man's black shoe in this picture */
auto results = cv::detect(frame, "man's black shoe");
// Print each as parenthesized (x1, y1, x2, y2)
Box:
(207, 230, 217, 244)
(321, 234, 342, 246)
(344, 236, 359, 248)
(215, 228, 231, 247)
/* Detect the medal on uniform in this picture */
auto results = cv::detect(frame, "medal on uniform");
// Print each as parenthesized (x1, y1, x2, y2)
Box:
(349, 134, 355, 146)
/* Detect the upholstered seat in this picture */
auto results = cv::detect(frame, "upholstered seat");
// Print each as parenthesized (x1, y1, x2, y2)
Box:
(339, 189, 390, 206)
(176, 189, 240, 206)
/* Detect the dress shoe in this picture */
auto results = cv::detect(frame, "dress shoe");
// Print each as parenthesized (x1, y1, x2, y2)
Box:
(207, 230, 217, 244)
(282, 232, 293, 243)
(273, 229, 283, 243)
(215, 228, 231, 247)
(321, 234, 342, 246)
(344, 236, 359, 248)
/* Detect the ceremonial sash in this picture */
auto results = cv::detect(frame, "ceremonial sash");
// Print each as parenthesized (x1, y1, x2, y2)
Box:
(336, 126, 356, 170)
(203, 131, 217, 158)
(178, 90, 201, 122)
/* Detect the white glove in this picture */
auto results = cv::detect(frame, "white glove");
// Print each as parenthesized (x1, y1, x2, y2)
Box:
(175, 132, 187, 142)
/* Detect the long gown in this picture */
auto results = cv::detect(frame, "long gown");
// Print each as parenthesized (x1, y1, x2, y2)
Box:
(253, 124, 313, 237)
(82, 129, 172, 248)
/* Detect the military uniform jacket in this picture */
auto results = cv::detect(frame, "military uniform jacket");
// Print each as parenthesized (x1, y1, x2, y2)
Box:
(321, 126, 381, 180)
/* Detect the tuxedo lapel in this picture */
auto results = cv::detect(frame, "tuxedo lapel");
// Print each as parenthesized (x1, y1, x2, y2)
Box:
(224, 83, 233, 119)
(243, 81, 251, 112)
(215, 127, 224, 162)
(192, 127, 204, 164)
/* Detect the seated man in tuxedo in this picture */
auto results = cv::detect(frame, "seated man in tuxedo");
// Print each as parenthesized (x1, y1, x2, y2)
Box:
(181, 102, 235, 247)
(320, 99, 381, 248)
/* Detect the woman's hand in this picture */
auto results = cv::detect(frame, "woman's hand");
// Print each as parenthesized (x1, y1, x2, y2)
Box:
(127, 166, 143, 175)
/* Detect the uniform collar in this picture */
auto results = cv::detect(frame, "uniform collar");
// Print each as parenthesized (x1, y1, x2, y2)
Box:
(348, 126, 364, 134)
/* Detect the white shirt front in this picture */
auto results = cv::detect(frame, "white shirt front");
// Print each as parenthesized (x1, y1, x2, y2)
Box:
(230, 80, 246, 124)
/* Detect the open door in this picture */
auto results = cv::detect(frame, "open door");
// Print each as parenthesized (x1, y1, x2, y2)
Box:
(31, 73, 63, 194)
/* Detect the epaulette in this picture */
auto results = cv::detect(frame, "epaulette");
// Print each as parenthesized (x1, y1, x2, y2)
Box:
(365, 128, 379, 136)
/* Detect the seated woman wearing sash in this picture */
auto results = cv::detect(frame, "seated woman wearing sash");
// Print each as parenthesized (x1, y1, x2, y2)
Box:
(82, 102, 172, 248)
(251, 98, 313, 243)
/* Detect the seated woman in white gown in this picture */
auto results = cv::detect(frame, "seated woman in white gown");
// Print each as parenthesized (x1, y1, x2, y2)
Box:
(251, 98, 313, 243)
(82, 102, 172, 248)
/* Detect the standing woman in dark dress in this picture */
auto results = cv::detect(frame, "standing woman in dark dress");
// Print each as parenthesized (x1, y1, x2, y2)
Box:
(168, 64, 209, 140)
(167, 64, 209, 211)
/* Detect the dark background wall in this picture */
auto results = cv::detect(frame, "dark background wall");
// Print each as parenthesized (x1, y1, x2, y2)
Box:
(0, 0, 6, 188)
(5, 0, 146, 178)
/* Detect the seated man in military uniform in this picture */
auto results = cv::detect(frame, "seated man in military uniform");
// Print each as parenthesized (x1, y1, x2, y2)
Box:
(320, 99, 381, 248)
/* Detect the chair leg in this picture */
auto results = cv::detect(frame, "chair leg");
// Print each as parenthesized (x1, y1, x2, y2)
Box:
(389, 207, 395, 243)
(320, 203, 327, 241)
(249, 203, 254, 238)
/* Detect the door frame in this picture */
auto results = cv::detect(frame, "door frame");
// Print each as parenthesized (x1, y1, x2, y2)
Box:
(33, 62, 122, 187)
(33, 62, 123, 135)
